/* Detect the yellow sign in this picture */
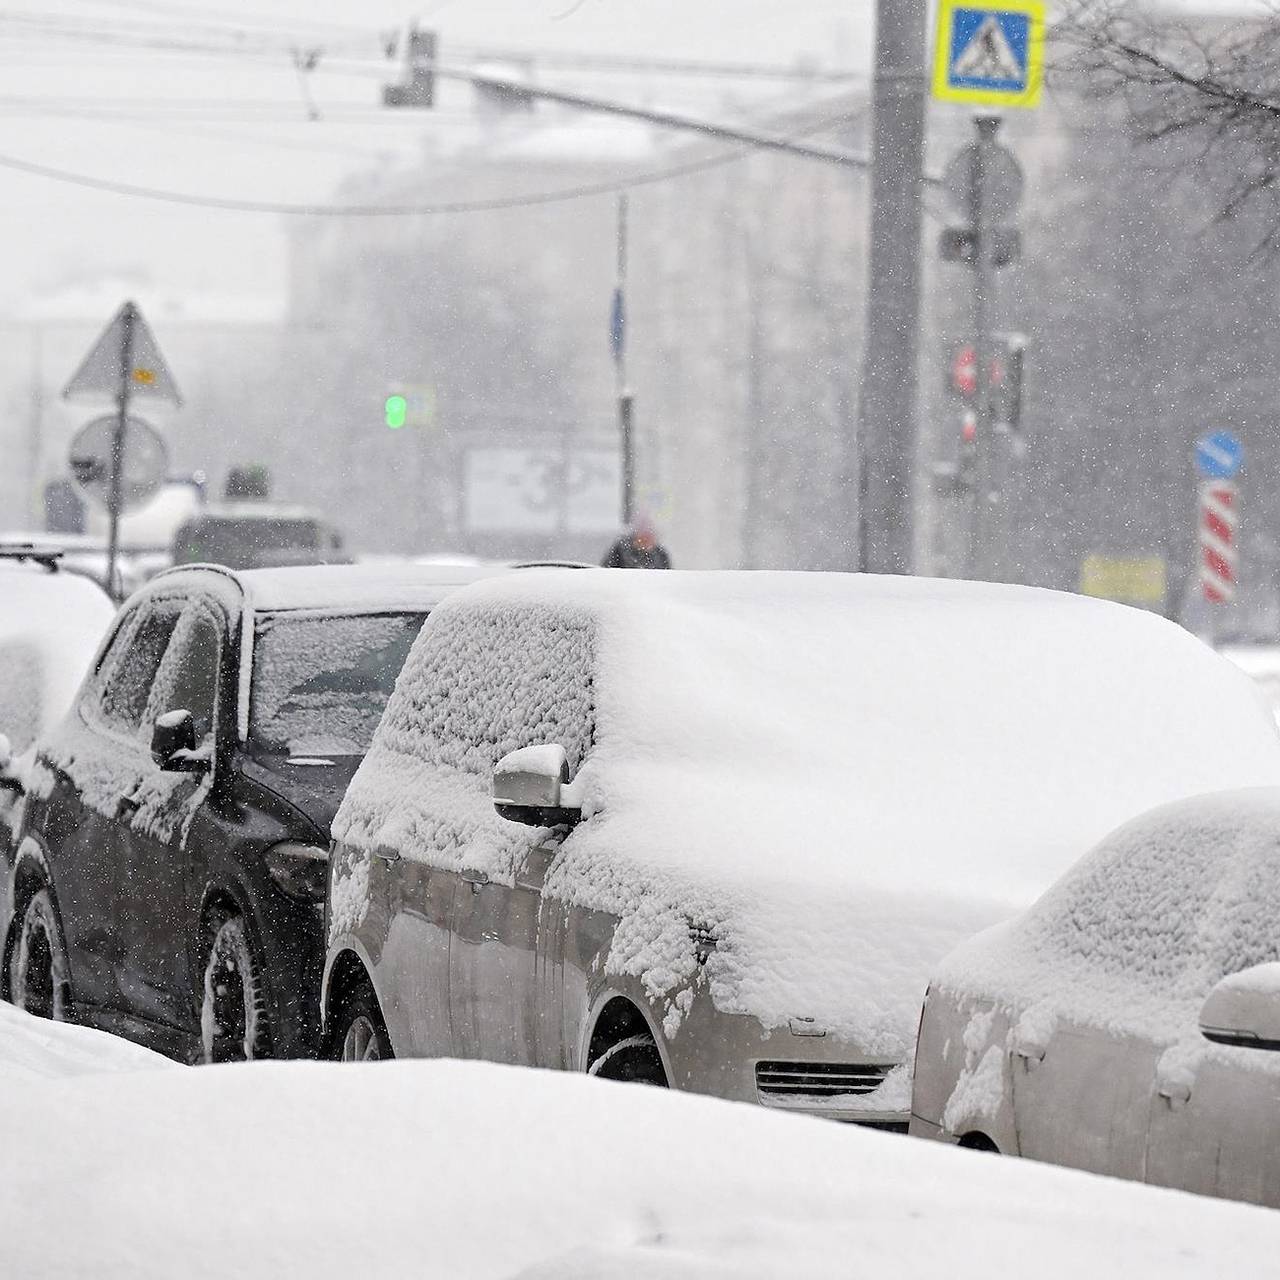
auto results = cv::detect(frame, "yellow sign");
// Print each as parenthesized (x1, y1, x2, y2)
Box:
(1079, 555, 1167, 608)
(933, 0, 1045, 109)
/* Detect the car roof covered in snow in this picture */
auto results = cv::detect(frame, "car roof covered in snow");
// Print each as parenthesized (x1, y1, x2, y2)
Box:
(150, 561, 508, 615)
(385, 572, 1280, 912)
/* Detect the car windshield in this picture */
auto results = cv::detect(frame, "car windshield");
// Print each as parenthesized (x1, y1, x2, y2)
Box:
(249, 611, 425, 757)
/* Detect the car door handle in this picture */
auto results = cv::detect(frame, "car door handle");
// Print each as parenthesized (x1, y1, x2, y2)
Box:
(116, 795, 142, 820)
(460, 869, 489, 891)
(373, 846, 401, 863)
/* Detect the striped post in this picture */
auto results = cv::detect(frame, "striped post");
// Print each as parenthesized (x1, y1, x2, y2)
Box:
(1199, 480, 1238, 604)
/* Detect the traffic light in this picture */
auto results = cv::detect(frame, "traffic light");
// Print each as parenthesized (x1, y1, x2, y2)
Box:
(384, 394, 407, 429)
(947, 332, 1026, 437)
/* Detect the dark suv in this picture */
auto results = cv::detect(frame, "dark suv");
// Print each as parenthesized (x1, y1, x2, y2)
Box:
(2, 562, 496, 1062)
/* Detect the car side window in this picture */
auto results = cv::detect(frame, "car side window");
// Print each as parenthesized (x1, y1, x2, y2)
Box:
(378, 605, 596, 778)
(95, 599, 184, 736)
(142, 601, 223, 748)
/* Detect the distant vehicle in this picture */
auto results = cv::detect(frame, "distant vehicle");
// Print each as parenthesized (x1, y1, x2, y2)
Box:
(911, 786, 1280, 1207)
(172, 502, 348, 571)
(322, 572, 1280, 1125)
(0, 549, 114, 850)
(3, 562, 501, 1062)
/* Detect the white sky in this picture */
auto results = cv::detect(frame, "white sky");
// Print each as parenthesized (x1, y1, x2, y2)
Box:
(0, 0, 871, 314)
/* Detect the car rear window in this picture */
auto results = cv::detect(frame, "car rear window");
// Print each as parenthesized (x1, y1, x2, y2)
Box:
(250, 612, 425, 756)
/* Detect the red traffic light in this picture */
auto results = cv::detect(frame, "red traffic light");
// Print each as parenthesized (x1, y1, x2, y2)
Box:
(950, 345, 1005, 398)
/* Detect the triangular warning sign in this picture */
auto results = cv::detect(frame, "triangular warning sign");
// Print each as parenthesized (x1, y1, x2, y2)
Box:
(62, 300, 182, 405)
(953, 14, 1023, 82)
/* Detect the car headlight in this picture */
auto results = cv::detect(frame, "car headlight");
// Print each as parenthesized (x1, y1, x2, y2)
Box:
(264, 841, 329, 903)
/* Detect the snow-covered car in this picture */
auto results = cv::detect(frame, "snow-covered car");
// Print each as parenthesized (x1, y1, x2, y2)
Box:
(911, 786, 1280, 1207)
(4, 1048, 1280, 1279)
(3, 562, 501, 1063)
(0, 551, 114, 850)
(322, 570, 1280, 1123)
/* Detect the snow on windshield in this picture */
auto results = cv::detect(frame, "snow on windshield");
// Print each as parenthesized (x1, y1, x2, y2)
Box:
(938, 787, 1280, 1043)
(250, 612, 425, 757)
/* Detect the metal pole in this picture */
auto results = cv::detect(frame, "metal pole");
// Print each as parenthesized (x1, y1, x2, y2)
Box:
(741, 227, 763, 569)
(857, 0, 928, 574)
(430, 65, 871, 170)
(106, 301, 135, 604)
(26, 325, 43, 528)
(615, 194, 635, 526)
(967, 116, 999, 580)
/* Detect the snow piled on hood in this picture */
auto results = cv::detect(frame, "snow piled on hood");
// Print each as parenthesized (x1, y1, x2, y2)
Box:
(934, 786, 1280, 1049)
(335, 571, 1280, 1052)
(4, 1053, 1279, 1279)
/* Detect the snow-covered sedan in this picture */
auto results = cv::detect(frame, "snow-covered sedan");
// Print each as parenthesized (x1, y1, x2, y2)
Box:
(911, 786, 1280, 1206)
(323, 570, 1280, 1124)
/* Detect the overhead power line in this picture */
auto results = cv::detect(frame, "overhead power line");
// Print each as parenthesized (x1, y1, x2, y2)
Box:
(0, 10, 863, 83)
(0, 109, 867, 216)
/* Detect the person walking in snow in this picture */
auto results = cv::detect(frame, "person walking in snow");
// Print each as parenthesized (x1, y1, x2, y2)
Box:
(600, 515, 672, 569)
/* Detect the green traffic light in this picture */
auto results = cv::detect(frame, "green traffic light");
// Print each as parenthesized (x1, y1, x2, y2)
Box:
(385, 394, 407, 429)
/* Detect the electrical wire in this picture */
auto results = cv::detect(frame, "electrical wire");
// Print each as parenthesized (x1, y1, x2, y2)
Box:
(0, 109, 867, 216)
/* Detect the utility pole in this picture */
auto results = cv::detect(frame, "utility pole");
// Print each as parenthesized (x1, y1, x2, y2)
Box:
(612, 194, 635, 526)
(106, 302, 137, 603)
(966, 115, 1000, 580)
(857, 0, 928, 574)
(741, 226, 764, 569)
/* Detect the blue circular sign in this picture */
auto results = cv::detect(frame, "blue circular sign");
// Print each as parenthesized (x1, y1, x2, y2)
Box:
(1196, 430, 1244, 479)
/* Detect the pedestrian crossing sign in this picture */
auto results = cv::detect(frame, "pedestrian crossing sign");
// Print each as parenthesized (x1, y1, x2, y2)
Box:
(933, 0, 1045, 108)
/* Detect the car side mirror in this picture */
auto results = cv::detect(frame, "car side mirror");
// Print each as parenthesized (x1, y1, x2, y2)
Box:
(493, 744, 583, 827)
(1200, 963, 1280, 1050)
(150, 709, 210, 774)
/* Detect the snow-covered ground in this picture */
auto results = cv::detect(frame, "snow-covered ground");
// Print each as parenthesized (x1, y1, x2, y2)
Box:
(0, 1007, 1277, 1278)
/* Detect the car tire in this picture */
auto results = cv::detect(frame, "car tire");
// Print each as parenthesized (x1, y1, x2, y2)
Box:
(200, 913, 270, 1063)
(9, 887, 70, 1021)
(330, 983, 393, 1062)
(587, 1032, 668, 1086)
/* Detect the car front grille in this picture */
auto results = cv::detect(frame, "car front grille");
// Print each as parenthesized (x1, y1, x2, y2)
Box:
(755, 1060, 893, 1101)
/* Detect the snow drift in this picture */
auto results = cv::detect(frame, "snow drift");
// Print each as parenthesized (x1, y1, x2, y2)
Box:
(0, 1030, 1276, 1278)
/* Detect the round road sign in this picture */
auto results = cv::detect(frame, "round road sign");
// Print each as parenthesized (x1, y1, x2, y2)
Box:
(943, 142, 1024, 222)
(68, 413, 169, 513)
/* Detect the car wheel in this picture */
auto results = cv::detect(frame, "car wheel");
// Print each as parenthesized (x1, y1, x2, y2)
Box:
(587, 1033, 668, 1086)
(200, 914, 270, 1063)
(330, 983, 393, 1062)
(9, 888, 69, 1021)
